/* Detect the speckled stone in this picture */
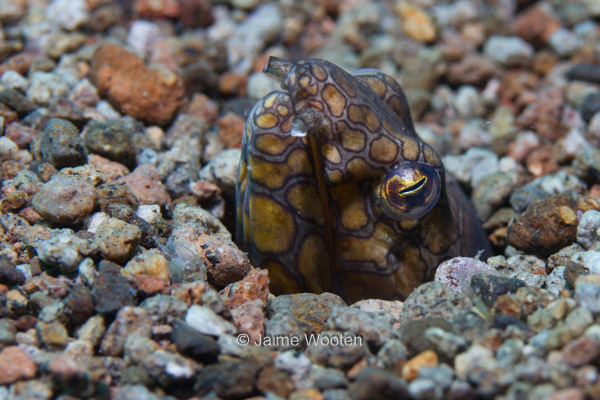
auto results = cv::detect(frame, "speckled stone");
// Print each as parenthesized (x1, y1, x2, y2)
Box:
(327, 305, 399, 349)
(575, 274, 600, 314)
(92, 260, 136, 315)
(0, 346, 36, 384)
(306, 331, 367, 370)
(401, 281, 470, 325)
(577, 210, 600, 250)
(507, 194, 579, 257)
(194, 360, 261, 399)
(93, 217, 141, 264)
(39, 118, 87, 169)
(32, 174, 97, 225)
(100, 306, 152, 356)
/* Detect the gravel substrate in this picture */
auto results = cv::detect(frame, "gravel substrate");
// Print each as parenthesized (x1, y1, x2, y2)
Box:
(0, 0, 600, 399)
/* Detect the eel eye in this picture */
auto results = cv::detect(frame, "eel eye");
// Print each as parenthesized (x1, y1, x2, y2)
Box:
(377, 163, 441, 221)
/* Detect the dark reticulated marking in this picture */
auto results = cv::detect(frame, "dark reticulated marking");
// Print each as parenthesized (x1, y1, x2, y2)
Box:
(236, 57, 493, 303)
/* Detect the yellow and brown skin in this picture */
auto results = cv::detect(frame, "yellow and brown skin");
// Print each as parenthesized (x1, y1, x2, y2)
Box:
(236, 57, 492, 303)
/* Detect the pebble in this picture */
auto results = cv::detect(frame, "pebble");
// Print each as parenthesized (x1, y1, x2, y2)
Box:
(483, 35, 534, 67)
(577, 210, 600, 249)
(434, 257, 498, 293)
(32, 174, 97, 225)
(46, 0, 89, 30)
(400, 282, 470, 325)
(268, 292, 346, 335)
(122, 248, 169, 281)
(185, 305, 236, 336)
(83, 119, 136, 167)
(575, 274, 600, 314)
(118, 165, 171, 206)
(327, 305, 398, 349)
(100, 306, 151, 356)
(470, 274, 527, 308)
(35, 229, 94, 273)
(507, 194, 579, 257)
(93, 217, 141, 264)
(0, 346, 36, 384)
(199, 148, 241, 198)
(171, 320, 219, 363)
(194, 360, 261, 398)
(90, 43, 185, 125)
(39, 118, 87, 169)
(349, 367, 409, 400)
(92, 260, 136, 315)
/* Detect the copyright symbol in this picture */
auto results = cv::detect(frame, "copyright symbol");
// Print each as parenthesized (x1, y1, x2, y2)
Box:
(237, 333, 250, 346)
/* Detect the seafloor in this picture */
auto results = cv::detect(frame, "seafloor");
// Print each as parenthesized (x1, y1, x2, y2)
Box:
(0, 0, 599, 399)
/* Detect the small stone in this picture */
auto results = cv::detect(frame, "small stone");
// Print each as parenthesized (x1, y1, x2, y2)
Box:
(100, 306, 151, 356)
(83, 120, 136, 167)
(199, 148, 241, 198)
(0, 346, 36, 384)
(512, 3, 561, 46)
(397, 3, 436, 43)
(434, 257, 499, 293)
(408, 378, 443, 400)
(32, 175, 97, 225)
(144, 348, 197, 382)
(140, 294, 188, 325)
(349, 367, 409, 400)
(484, 35, 534, 67)
(424, 327, 468, 361)
(113, 384, 160, 400)
(257, 366, 295, 398)
(562, 336, 600, 367)
(36, 320, 69, 349)
(63, 284, 94, 326)
(306, 330, 366, 370)
(185, 305, 235, 336)
(327, 305, 398, 349)
(194, 360, 260, 398)
(36, 229, 94, 274)
(94, 217, 141, 264)
(122, 248, 169, 281)
(401, 281, 470, 325)
(39, 118, 87, 169)
(46, 0, 89, 30)
(76, 315, 106, 346)
(577, 210, 600, 249)
(118, 165, 171, 206)
(92, 260, 136, 315)
(217, 112, 244, 148)
(402, 350, 438, 381)
(171, 320, 219, 362)
(123, 335, 157, 364)
(470, 274, 527, 308)
(575, 274, 600, 314)
(472, 172, 515, 220)
(220, 268, 269, 310)
(507, 194, 579, 257)
(91, 43, 185, 125)
(268, 292, 346, 335)
(95, 182, 139, 212)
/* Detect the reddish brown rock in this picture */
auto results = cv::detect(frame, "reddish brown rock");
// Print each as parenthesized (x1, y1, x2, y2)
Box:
(4, 122, 38, 148)
(217, 112, 245, 149)
(218, 72, 247, 97)
(134, 275, 169, 296)
(135, 0, 180, 18)
(512, 3, 561, 47)
(517, 88, 564, 140)
(90, 43, 185, 125)
(447, 55, 501, 86)
(88, 154, 129, 182)
(562, 336, 600, 368)
(220, 268, 269, 310)
(118, 165, 171, 206)
(230, 299, 265, 345)
(185, 93, 219, 125)
(0, 346, 36, 384)
(507, 194, 578, 257)
(257, 367, 294, 399)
